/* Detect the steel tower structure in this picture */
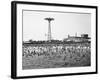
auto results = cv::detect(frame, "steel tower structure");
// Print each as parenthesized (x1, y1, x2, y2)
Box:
(44, 17, 54, 42)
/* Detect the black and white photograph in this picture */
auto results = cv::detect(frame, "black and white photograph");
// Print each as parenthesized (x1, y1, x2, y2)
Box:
(11, 1, 97, 79)
(22, 10, 91, 69)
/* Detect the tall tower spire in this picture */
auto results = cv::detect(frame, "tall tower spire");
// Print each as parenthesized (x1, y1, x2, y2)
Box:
(44, 17, 54, 42)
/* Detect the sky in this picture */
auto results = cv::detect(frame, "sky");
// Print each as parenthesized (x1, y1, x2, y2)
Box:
(23, 10, 91, 41)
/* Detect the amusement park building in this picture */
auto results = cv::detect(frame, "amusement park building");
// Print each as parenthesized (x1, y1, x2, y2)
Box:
(63, 34, 91, 42)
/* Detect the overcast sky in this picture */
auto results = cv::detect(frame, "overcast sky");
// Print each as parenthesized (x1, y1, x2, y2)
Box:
(23, 10, 91, 41)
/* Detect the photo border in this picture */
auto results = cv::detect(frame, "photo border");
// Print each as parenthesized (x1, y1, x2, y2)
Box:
(11, 1, 98, 79)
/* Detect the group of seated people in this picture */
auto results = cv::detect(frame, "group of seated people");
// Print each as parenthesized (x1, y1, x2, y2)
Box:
(22, 44, 90, 58)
